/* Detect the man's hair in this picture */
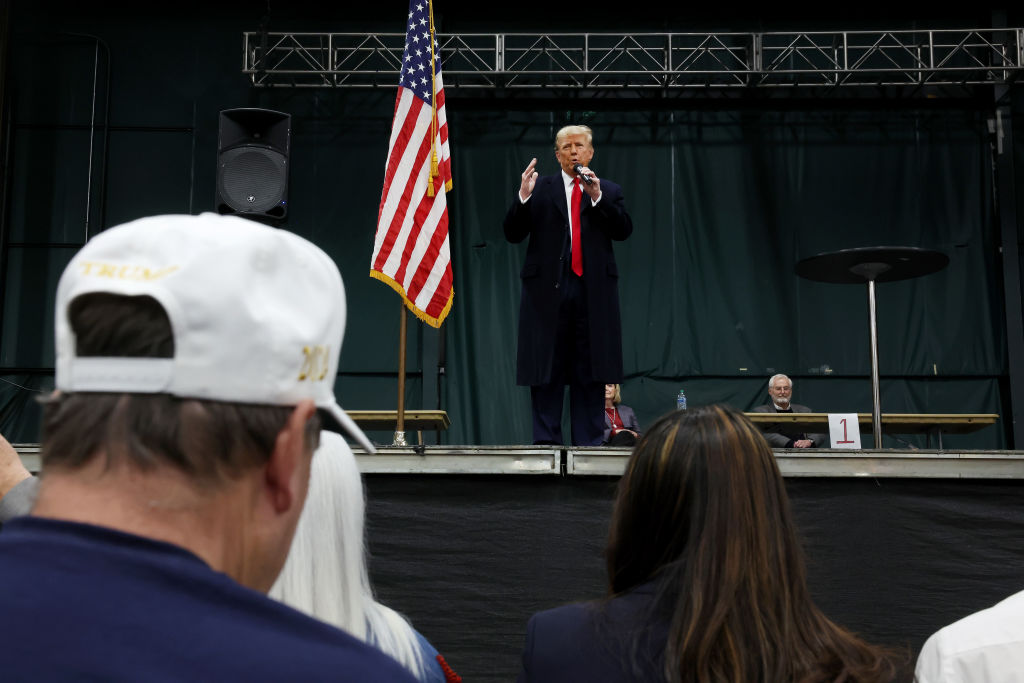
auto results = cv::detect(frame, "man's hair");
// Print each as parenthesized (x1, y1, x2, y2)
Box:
(768, 373, 791, 389)
(605, 405, 904, 682)
(554, 124, 594, 150)
(41, 293, 320, 484)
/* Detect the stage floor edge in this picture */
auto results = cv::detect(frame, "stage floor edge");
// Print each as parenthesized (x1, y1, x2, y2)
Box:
(14, 444, 1024, 479)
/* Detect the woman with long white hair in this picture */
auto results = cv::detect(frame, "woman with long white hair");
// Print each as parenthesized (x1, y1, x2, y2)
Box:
(270, 432, 457, 683)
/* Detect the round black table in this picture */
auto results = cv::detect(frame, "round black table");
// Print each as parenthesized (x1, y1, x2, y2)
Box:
(795, 247, 949, 448)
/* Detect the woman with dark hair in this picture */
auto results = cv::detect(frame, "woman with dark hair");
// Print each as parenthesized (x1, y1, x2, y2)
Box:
(518, 405, 906, 683)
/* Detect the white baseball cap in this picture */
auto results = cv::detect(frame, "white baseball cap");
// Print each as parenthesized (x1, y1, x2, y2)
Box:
(54, 212, 374, 452)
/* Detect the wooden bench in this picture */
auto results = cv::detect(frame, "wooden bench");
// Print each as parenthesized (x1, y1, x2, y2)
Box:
(744, 413, 998, 448)
(345, 410, 450, 446)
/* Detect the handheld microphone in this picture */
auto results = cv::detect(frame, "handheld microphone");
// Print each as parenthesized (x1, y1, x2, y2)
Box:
(572, 163, 594, 185)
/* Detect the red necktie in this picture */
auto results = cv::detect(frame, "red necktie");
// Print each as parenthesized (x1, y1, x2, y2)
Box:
(571, 178, 583, 277)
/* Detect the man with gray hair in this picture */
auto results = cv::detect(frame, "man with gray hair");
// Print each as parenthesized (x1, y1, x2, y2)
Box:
(0, 213, 414, 681)
(751, 373, 827, 448)
(504, 124, 634, 446)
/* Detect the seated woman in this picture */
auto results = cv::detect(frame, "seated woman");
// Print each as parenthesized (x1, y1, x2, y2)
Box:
(519, 405, 905, 682)
(270, 432, 459, 683)
(603, 383, 640, 446)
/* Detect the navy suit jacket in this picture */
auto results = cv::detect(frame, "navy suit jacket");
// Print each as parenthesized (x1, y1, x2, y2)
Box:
(518, 582, 667, 683)
(504, 174, 633, 386)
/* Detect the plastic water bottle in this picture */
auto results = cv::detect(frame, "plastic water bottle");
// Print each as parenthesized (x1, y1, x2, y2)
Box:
(676, 389, 687, 412)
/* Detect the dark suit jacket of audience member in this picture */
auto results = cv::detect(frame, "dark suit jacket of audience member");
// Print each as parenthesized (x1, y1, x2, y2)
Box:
(503, 174, 633, 387)
(603, 404, 639, 444)
(751, 403, 828, 448)
(518, 581, 668, 683)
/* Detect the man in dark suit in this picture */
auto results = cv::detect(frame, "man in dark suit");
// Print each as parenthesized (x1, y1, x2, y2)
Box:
(504, 125, 634, 446)
(751, 373, 828, 448)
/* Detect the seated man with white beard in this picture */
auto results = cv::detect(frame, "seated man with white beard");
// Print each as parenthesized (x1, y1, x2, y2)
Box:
(750, 374, 827, 448)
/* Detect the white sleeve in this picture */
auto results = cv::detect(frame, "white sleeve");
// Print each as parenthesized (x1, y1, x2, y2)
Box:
(914, 630, 960, 683)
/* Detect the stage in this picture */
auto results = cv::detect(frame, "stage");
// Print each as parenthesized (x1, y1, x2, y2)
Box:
(16, 443, 1024, 479)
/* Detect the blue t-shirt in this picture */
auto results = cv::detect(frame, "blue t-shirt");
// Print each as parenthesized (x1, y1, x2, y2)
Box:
(0, 517, 416, 682)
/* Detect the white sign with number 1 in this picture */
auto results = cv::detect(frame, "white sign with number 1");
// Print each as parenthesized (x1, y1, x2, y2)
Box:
(828, 413, 862, 449)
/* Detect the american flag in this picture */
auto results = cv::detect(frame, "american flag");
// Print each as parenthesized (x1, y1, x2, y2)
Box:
(371, 0, 453, 328)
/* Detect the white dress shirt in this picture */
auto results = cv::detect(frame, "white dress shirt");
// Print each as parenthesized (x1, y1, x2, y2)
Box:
(915, 588, 1024, 682)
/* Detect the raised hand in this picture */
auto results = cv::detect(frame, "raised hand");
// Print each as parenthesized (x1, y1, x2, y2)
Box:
(519, 158, 539, 201)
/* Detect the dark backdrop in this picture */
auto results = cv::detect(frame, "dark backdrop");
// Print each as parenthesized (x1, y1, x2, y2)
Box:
(365, 475, 1024, 681)
(0, 5, 1019, 450)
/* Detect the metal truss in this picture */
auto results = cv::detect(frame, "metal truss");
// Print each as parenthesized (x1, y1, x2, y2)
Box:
(243, 28, 1024, 92)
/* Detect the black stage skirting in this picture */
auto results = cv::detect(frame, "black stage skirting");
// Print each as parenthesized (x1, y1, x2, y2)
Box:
(364, 475, 1024, 682)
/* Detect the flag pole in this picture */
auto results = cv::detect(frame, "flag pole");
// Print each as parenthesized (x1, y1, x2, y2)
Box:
(372, 0, 454, 447)
(393, 301, 408, 446)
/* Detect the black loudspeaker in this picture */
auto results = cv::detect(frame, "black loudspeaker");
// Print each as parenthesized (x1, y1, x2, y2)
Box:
(216, 108, 291, 222)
